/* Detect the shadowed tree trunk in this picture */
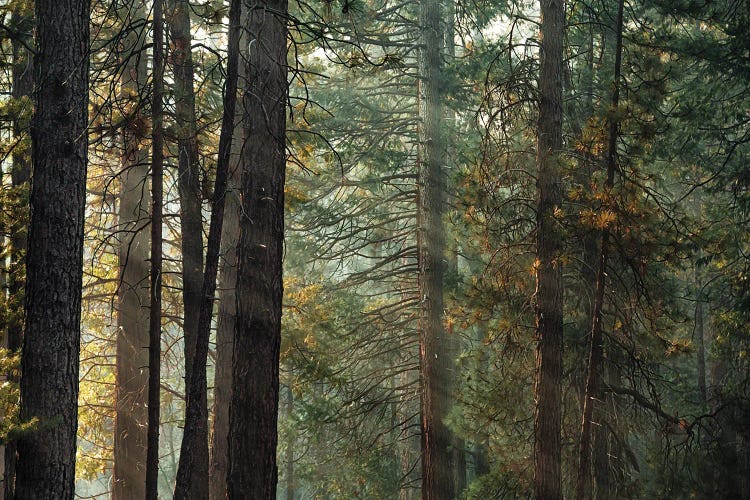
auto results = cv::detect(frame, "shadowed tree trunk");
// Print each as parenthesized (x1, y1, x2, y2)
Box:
(208, 54, 244, 500)
(167, 0, 207, 495)
(533, 0, 565, 498)
(174, 0, 241, 496)
(14, 0, 89, 497)
(575, 0, 623, 497)
(112, 4, 149, 497)
(146, 0, 165, 497)
(166, 1, 205, 453)
(3, 7, 33, 498)
(227, 0, 288, 494)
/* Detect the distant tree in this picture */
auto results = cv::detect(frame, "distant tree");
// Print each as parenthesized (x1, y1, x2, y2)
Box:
(575, 0, 624, 496)
(112, 3, 150, 497)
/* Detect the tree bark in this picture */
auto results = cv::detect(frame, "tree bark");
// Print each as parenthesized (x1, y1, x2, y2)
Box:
(166, 0, 205, 446)
(418, 0, 453, 497)
(146, 0, 165, 497)
(227, 0, 288, 494)
(533, 0, 565, 498)
(575, 0, 623, 497)
(4, 8, 33, 498)
(174, 0, 241, 496)
(112, 4, 150, 497)
(208, 45, 245, 500)
(14, 0, 89, 497)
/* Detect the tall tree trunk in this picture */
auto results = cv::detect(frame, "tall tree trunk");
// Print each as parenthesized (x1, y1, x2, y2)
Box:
(166, 0, 207, 490)
(443, 3, 466, 494)
(227, 0, 288, 494)
(112, 4, 150, 497)
(418, 0, 453, 497)
(208, 37, 245, 498)
(285, 387, 295, 500)
(174, 0, 241, 496)
(575, 0, 623, 497)
(166, 0, 205, 444)
(14, 0, 89, 497)
(533, 0, 565, 498)
(146, 0, 165, 497)
(4, 8, 33, 498)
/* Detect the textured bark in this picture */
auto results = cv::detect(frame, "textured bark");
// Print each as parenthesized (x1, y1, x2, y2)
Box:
(575, 1, 623, 497)
(418, 0, 452, 497)
(533, 0, 565, 498)
(167, 0, 204, 425)
(174, 0, 241, 496)
(208, 53, 244, 500)
(167, 0, 207, 494)
(146, 1, 165, 497)
(4, 9, 33, 498)
(112, 4, 150, 497)
(14, 0, 89, 497)
(227, 0, 288, 494)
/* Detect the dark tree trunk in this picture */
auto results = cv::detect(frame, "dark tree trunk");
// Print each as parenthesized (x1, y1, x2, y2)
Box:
(418, 0, 453, 497)
(208, 52, 244, 500)
(4, 8, 33, 498)
(166, 0, 204, 436)
(167, 0, 206, 495)
(146, 0, 165, 497)
(533, 0, 565, 498)
(174, 0, 241, 496)
(575, 0, 623, 497)
(227, 0, 288, 494)
(112, 4, 150, 498)
(14, 0, 89, 497)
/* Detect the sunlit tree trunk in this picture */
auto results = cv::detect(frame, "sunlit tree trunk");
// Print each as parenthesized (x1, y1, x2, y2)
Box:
(533, 0, 565, 498)
(227, 0, 288, 494)
(14, 0, 89, 497)
(113, 3, 149, 497)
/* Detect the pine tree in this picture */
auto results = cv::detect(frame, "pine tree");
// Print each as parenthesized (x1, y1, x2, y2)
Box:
(15, 0, 90, 497)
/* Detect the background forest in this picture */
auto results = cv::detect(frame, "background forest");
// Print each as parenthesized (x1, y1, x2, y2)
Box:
(0, 0, 749, 498)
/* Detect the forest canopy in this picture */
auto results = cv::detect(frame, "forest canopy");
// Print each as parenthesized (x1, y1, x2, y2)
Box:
(0, 0, 749, 498)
